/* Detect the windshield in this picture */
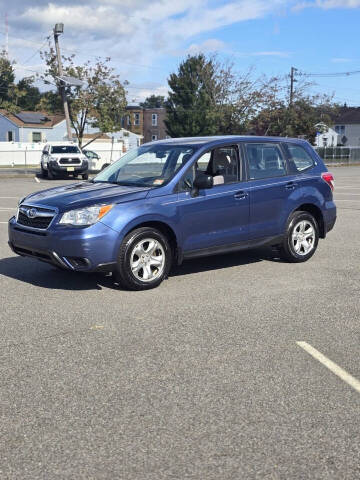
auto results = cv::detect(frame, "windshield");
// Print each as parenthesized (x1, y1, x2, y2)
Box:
(93, 144, 196, 187)
(51, 146, 81, 154)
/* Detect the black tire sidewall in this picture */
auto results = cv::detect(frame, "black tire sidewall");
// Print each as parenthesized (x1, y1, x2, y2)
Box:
(116, 228, 172, 290)
(284, 211, 319, 262)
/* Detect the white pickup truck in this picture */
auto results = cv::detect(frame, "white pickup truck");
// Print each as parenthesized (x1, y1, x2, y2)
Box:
(41, 144, 89, 180)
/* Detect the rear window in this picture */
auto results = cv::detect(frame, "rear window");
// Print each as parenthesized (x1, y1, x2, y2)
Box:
(51, 146, 81, 154)
(245, 143, 287, 179)
(286, 144, 314, 172)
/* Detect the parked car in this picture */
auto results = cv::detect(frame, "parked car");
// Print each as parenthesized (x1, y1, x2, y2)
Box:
(9, 136, 336, 290)
(41, 144, 88, 180)
(82, 149, 110, 171)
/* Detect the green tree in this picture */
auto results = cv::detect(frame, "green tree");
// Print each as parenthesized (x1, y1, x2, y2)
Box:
(250, 76, 339, 142)
(0, 51, 16, 110)
(40, 45, 128, 146)
(16, 77, 42, 110)
(140, 95, 166, 108)
(165, 54, 218, 137)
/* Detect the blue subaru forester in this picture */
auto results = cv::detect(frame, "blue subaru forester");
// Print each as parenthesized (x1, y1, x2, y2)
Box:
(8, 136, 336, 290)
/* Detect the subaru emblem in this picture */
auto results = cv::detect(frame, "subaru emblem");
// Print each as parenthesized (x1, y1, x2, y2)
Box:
(27, 208, 37, 218)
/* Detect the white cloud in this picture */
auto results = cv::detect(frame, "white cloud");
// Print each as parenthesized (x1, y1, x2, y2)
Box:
(294, 0, 360, 10)
(185, 39, 227, 55)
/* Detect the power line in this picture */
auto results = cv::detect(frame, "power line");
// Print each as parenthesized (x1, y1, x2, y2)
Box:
(298, 69, 360, 78)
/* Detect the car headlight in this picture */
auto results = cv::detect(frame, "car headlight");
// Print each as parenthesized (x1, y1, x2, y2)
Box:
(59, 204, 114, 226)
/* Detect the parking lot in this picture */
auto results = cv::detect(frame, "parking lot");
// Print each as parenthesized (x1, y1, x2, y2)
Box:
(0, 167, 359, 479)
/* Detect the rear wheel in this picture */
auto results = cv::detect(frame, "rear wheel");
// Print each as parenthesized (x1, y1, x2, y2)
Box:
(279, 211, 319, 263)
(114, 227, 172, 290)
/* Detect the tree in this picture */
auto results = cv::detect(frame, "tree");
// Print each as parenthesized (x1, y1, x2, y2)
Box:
(250, 76, 339, 142)
(165, 54, 219, 137)
(140, 95, 166, 108)
(0, 51, 16, 110)
(40, 45, 128, 146)
(16, 77, 41, 110)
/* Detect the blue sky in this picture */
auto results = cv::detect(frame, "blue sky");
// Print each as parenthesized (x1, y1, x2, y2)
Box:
(1, 0, 360, 105)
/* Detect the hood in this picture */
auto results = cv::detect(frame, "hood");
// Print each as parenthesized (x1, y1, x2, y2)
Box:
(23, 181, 151, 212)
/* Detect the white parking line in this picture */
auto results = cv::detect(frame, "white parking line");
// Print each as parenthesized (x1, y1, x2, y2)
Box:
(0, 208, 16, 210)
(336, 192, 360, 196)
(0, 197, 19, 199)
(297, 341, 360, 394)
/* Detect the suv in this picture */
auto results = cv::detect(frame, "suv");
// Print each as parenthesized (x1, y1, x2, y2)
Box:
(41, 144, 89, 180)
(9, 136, 336, 290)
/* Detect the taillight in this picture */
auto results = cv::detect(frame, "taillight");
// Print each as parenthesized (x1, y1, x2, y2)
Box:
(321, 172, 335, 191)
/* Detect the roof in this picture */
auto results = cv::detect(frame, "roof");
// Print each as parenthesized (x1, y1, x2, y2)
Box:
(82, 133, 112, 140)
(147, 135, 311, 147)
(334, 107, 360, 125)
(0, 109, 65, 128)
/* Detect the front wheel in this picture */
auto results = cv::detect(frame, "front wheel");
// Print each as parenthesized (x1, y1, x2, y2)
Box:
(41, 164, 48, 178)
(82, 173, 89, 180)
(114, 227, 172, 290)
(48, 168, 55, 180)
(279, 211, 319, 263)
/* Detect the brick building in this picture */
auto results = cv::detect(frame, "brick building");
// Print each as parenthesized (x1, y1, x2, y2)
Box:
(124, 105, 168, 143)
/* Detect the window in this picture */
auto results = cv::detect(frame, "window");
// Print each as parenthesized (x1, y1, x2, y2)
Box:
(180, 146, 239, 191)
(127, 115, 131, 126)
(50, 145, 81, 154)
(151, 135, 158, 141)
(335, 125, 345, 134)
(246, 143, 286, 180)
(32, 132, 41, 143)
(134, 113, 140, 126)
(7, 131, 14, 141)
(286, 144, 314, 172)
(152, 114, 158, 126)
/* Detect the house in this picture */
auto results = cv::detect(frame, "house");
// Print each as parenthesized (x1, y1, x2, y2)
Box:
(143, 108, 167, 143)
(124, 104, 144, 137)
(0, 110, 66, 143)
(315, 107, 360, 147)
(123, 104, 169, 143)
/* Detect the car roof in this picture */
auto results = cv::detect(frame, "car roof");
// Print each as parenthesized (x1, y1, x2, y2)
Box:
(146, 135, 311, 148)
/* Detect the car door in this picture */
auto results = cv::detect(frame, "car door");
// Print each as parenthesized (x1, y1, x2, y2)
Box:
(176, 145, 250, 253)
(244, 142, 297, 240)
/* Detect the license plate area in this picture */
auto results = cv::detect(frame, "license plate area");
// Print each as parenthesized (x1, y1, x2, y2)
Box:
(67, 167, 75, 172)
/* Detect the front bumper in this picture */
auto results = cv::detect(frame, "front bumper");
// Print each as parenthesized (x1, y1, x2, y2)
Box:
(49, 162, 88, 175)
(8, 216, 119, 272)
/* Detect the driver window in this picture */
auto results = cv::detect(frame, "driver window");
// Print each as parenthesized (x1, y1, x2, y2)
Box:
(179, 146, 239, 191)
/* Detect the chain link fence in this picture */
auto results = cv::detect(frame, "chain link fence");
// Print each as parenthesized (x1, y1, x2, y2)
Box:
(315, 147, 360, 165)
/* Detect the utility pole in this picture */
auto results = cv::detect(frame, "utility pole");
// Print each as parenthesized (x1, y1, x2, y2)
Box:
(289, 66, 297, 107)
(53, 23, 73, 141)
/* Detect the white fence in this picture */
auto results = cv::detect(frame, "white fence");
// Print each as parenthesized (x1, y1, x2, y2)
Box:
(0, 141, 125, 169)
(315, 146, 360, 165)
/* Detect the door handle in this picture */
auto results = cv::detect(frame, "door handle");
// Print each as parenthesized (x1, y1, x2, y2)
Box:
(234, 191, 248, 200)
(285, 181, 297, 190)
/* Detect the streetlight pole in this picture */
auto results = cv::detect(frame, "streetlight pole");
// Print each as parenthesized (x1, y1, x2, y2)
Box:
(53, 23, 73, 141)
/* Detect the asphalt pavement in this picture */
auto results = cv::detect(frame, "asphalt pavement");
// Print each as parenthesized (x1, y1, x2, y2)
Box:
(0, 168, 359, 479)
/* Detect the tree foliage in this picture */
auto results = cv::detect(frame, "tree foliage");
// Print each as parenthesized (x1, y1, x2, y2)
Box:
(40, 45, 128, 146)
(140, 95, 166, 108)
(165, 54, 219, 137)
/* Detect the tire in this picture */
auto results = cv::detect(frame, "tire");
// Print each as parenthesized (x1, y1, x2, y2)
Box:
(41, 164, 48, 178)
(279, 211, 319, 263)
(114, 227, 172, 290)
(82, 173, 89, 180)
(48, 168, 55, 180)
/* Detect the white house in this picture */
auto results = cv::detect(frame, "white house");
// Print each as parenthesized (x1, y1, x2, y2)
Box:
(0, 110, 67, 143)
(315, 107, 360, 147)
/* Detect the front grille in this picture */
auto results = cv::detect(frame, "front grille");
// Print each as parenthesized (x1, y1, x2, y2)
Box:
(17, 205, 56, 230)
(59, 157, 81, 165)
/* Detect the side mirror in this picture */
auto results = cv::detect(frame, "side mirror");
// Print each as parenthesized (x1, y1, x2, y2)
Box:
(191, 172, 213, 197)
